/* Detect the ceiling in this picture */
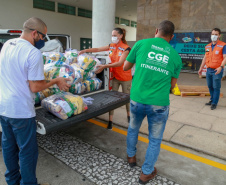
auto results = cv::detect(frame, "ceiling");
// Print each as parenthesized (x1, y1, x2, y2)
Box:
(49, 0, 138, 21)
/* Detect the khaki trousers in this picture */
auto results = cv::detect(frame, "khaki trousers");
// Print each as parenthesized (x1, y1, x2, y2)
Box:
(109, 78, 132, 115)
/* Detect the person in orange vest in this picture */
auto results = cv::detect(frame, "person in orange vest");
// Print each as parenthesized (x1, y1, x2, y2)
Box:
(198, 28, 226, 110)
(79, 28, 132, 129)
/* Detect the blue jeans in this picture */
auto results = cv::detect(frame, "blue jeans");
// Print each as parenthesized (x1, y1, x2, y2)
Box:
(0, 116, 38, 185)
(206, 68, 223, 105)
(127, 100, 169, 175)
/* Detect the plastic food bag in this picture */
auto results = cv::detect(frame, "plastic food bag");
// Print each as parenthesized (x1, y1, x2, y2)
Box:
(42, 52, 66, 64)
(70, 63, 84, 83)
(64, 49, 78, 65)
(42, 55, 47, 64)
(73, 70, 83, 84)
(92, 78, 102, 90)
(69, 82, 86, 94)
(64, 93, 87, 115)
(35, 92, 45, 105)
(49, 52, 66, 62)
(83, 79, 95, 92)
(87, 71, 96, 79)
(44, 61, 75, 86)
(71, 62, 91, 81)
(77, 54, 97, 72)
(41, 92, 88, 120)
(42, 88, 61, 98)
(92, 57, 101, 72)
(42, 52, 51, 64)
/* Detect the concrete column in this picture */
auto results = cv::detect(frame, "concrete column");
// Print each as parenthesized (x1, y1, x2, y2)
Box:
(92, 0, 116, 49)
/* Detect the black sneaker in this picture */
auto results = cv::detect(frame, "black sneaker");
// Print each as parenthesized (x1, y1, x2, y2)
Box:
(107, 121, 112, 130)
(205, 101, 212, 106)
(211, 104, 217, 110)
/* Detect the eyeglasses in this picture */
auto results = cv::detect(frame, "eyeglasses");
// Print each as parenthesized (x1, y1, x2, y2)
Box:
(28, 28, 46, 40)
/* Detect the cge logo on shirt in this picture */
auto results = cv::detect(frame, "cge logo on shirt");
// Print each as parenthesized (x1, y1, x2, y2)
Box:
(148, 52, 169, 64)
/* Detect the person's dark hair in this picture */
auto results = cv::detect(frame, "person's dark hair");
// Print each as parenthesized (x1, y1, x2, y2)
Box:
(157, 20, 175, 37)
(212, 28, 221, 35)
(114, 27, 127, 44)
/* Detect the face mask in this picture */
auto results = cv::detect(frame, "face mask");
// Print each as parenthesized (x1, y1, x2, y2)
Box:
(112, 37, 119, 44)
(34, 39, 45, 49)
(211, 35, 218, 42)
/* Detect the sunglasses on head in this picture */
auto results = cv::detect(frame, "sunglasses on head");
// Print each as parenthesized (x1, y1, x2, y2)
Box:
(28, 28, 46, 40)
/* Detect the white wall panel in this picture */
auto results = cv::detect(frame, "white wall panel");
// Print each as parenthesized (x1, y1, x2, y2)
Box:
(0, 0, 136, 49)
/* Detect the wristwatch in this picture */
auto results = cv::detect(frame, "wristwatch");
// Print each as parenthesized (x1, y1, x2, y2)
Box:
(220, 66, 224, 69)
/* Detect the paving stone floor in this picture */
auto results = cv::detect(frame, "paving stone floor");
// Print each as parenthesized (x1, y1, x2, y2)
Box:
(37, 132, 180, 185)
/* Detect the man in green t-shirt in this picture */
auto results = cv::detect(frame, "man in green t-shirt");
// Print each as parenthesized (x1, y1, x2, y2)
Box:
(124, 20, 182, 184)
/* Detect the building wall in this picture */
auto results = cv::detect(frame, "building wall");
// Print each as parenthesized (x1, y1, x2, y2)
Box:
(0, 0, 136, 49)
(137, 0, 226, 40)
(115, 24, 136, 44)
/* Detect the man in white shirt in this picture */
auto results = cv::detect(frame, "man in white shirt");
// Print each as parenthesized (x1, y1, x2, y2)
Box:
(0, 17, 70, 185)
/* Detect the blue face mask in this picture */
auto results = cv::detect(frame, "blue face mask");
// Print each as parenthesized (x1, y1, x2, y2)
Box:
(35, 39, 45, 49)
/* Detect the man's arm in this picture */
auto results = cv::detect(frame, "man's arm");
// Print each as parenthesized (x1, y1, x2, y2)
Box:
(198, 55, 206, 76)
(123, 60, 134, 71)
(215, 54, 226, 75)
(171, 77, 177, 90)
(29, 77, 71, 93)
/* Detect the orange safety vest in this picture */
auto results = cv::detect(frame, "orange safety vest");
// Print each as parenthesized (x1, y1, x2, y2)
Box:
(109, 41, 132, 81)
(205, 40, 226, 69)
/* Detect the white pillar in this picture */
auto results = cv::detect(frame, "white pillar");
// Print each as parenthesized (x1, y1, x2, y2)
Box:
(92, 0, 116, 49)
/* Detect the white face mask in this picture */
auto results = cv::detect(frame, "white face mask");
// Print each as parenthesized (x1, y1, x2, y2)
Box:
(112, 36, 119, 44)
(211, 35, 218, 42)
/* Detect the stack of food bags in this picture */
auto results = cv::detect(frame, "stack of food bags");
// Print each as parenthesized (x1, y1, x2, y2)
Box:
(77, 54, 97, 80)
(41, 92, 88, 120)
(44, 61, 75, 87)
(69, 54, 102, 94)
(33, 61, 76, 105)
(37, 50, 103, 101)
